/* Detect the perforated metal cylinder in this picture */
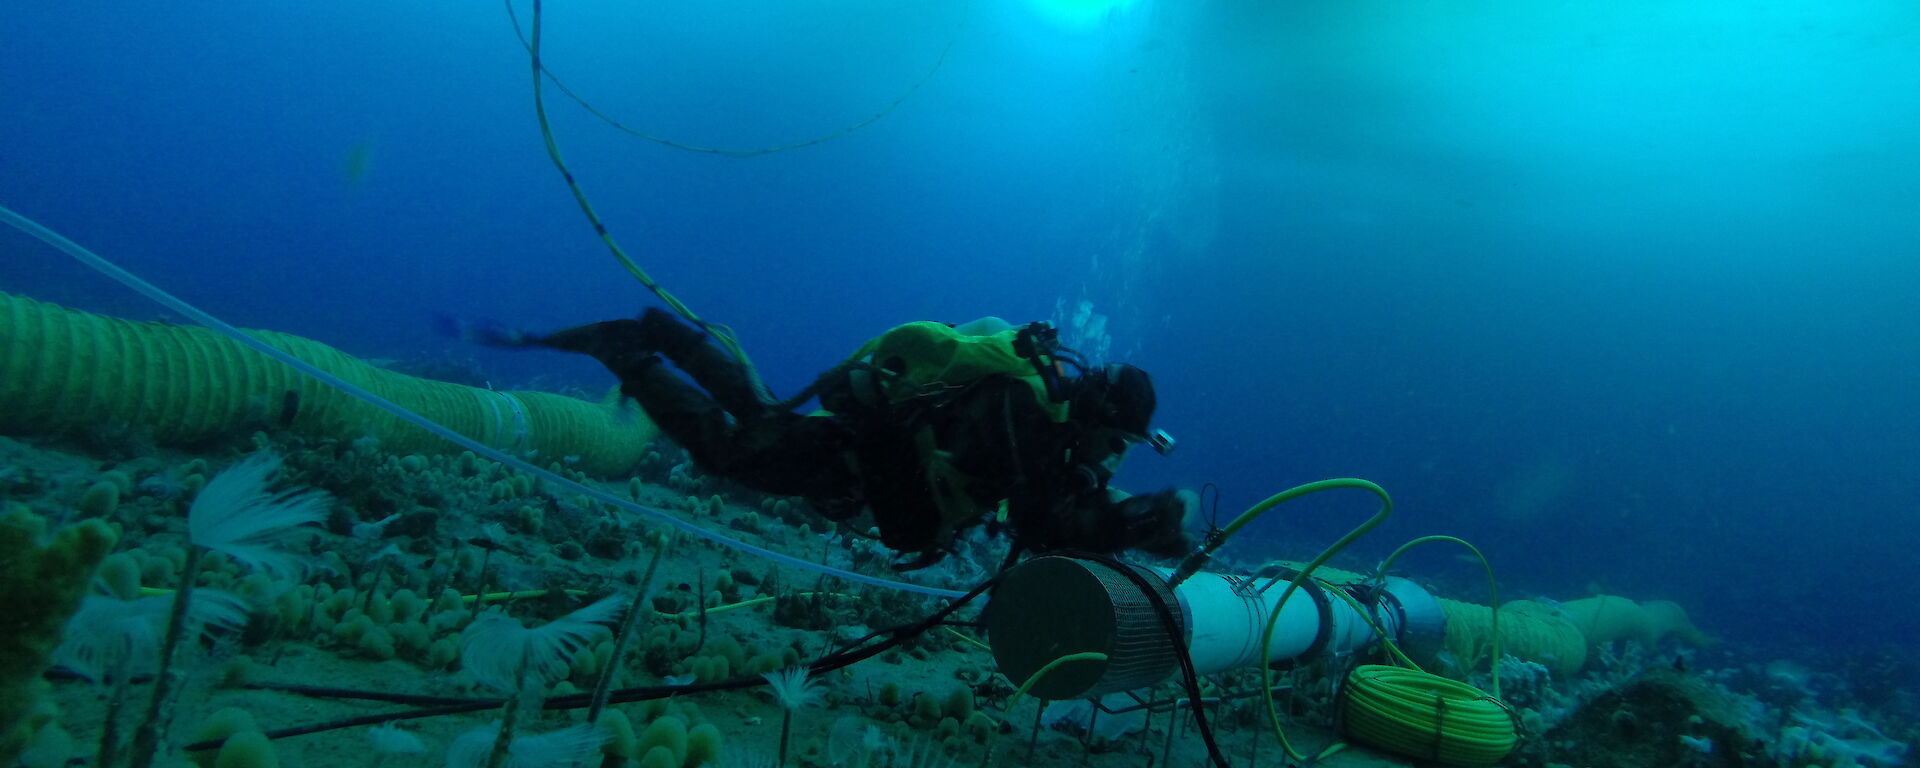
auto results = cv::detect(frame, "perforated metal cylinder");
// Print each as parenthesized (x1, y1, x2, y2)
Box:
(984, 556, 1183, 700)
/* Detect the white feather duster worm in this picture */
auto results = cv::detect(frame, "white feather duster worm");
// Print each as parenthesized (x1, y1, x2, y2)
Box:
(762, 667, 824, 768)
(367, 721, 426, 768)
(188, 451, 329, 575)
(446, 723, 607, 768)
(56, 590, 248, 682)
(457, 596, 623, 768)
(125, 452, 330, 768)
(460, 595, 624, 694)
(59, 589, 248, 768)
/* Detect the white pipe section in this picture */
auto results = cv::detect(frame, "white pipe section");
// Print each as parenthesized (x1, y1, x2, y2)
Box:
(1172, 570, 1319, 672)
(1163, 568, 1435, 675)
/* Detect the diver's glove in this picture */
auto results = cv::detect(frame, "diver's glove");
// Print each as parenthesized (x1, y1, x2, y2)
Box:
(530, 319, 660, 380)
(436, 314, 535, 349)
(1113, 490, 1196, 559)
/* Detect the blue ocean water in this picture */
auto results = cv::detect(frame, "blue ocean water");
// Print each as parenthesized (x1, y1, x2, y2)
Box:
(4, 0, 1917, 672)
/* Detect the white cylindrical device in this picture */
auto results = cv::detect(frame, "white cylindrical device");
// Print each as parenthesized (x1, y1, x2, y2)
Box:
(984, 555, 1444, 700)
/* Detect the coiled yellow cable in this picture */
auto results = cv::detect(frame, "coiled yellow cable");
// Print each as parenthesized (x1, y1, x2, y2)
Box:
(1335, 537, 1518, 766)
(1341, 666, 1516, 766)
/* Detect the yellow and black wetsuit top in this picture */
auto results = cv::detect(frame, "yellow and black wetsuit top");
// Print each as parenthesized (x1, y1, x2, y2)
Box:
(829, 319, 1163, 566)
(841, 320, 1069, 422)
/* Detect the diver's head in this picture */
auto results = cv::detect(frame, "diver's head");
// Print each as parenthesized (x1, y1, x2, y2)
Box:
(1072, 363, 1157, 439)
(1073, 363, 1177, 458)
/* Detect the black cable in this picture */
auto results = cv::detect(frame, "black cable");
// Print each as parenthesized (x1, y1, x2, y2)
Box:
(41, 670, 488, 708)
(241, 683, 488, 707)
(1094, 685, 1290, 716)
(1069, 552, 1231, 768)
(179, 575, 1000, 752)
(1098, 696, 1222, 716)
(1199, 482, 1223, 532)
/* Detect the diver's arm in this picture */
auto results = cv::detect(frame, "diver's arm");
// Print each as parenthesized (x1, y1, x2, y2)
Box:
(1005, 453, 1193, 557)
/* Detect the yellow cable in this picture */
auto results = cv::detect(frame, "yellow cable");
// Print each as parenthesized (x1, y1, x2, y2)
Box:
(505, 0, 968, 158)
(1315, 578, 1421, 671)
(1373, 536, 1503, 698)
(942, 626, 991, 653)
(1251, 478, 1394, 763)
(652, 591, 858, 620)
(460, 588, 588, 604)
(527, 0, 765, 395)
(1004, 651, 1108, 712)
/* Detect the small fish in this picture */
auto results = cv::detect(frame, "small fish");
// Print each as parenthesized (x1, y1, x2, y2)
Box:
(343, 141, 375, 184)
(467, 522, 520, 553)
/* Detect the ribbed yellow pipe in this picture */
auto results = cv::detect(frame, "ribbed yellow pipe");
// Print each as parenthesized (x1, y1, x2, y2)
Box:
(1560, 595, 1714, 647)
(0, 292, 656, 476)
(1438, 595, 1710, 678)
(1438, 598, 1588, 678)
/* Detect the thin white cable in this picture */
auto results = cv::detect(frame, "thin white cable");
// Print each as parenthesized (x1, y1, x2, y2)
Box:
(0, 203, 965, 599)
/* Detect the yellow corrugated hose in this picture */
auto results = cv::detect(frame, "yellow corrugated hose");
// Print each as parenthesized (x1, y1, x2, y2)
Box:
(0, 291, 656, 476)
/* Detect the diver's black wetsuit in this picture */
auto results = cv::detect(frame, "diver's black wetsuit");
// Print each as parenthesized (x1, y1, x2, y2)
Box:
(533, 309, 1189, 568)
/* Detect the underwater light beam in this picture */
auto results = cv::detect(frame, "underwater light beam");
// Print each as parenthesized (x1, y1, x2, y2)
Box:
(1028, 0, 1143, 29)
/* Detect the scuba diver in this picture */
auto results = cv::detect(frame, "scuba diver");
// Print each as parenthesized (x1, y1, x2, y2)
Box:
(475, 308, 1194, 571)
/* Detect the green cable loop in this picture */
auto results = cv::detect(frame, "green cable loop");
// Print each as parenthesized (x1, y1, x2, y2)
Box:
(1373, 535, 1504, 699)
(1004, 651, 1108, 713)
(507, 0, 968, 158)
(1234, 478, 1395, 763)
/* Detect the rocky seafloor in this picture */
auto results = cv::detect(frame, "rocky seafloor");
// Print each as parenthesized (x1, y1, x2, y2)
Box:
(2, 425, 1914, 768)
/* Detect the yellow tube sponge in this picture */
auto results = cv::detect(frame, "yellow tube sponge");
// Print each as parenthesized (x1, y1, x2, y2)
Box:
(1641, 600, 1714, 647)
(1437, 598, 1587, 679)
(1560, 596, 1655, 645)
(0, 508, 117, 764)
(1559, 595, 1713, 648)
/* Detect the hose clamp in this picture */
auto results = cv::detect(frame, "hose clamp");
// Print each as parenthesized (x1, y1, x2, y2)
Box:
(1262, 564, 1334, 660)
(478, 389, 532, 453)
